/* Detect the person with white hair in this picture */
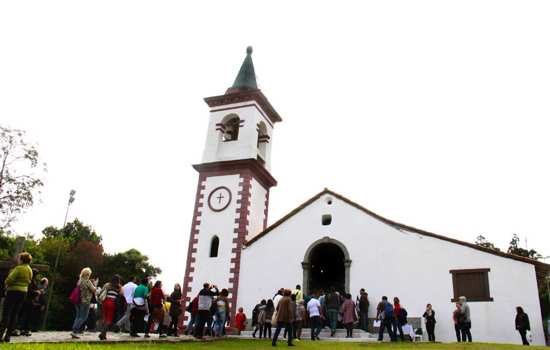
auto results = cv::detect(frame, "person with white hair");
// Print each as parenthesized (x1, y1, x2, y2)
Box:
(70, 267, 96, 339)
(458, 296, 472, 342)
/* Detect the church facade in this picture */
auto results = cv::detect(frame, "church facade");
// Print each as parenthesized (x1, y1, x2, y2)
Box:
(182, 47, 548, 345)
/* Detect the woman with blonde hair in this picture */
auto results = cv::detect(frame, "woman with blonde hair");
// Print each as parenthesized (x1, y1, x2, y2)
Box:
(0, 252, 33, 342)
(70, 267, 96, 339)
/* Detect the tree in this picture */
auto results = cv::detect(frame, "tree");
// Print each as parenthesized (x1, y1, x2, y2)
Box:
(42, 219, 101, 247)
(475, 235, 500, 251)
(0, 126, 46, 228)
(507, 234, 542, 260)
(100, 248, 161, 282)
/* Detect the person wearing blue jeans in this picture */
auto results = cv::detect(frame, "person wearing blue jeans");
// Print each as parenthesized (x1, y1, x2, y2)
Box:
(324, 288, 341, 337)
(71, 268, 96, 339)
(377, 296, 396, 342)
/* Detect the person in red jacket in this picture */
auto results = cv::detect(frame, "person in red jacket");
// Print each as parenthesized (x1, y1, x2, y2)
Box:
(184, 297, 199, 335)
(145, 281, 166, 338)
(235, 307, 247, 335)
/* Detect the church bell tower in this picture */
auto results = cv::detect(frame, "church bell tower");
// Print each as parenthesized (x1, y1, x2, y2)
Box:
(181, 47, 282, 324)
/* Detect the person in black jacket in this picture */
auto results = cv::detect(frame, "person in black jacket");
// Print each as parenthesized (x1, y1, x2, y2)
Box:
(515, 306, 530, 346)
(422, 303, 436, 342)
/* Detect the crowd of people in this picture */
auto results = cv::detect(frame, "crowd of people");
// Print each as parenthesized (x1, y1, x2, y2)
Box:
(68, 269, 184, 340)
(0, 253, 535, 346)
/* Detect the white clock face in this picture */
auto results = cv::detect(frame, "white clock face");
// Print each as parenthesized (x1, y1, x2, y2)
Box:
(208, 186, 232, 212)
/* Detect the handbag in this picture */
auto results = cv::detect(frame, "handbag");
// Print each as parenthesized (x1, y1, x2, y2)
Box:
(271, 311, 278, 325)
(69, 284, 81, 305)
(373, 320, 382, 328)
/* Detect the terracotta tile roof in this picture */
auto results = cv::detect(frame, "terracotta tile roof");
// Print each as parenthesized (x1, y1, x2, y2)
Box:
(245, 188, 550, 273)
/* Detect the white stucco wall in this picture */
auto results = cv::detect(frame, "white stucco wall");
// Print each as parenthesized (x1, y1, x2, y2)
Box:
(188, 174, 241, 296)
(246, 178, 267, 240)
(237, 193, 545, 345)
(201, 101, 274, 170)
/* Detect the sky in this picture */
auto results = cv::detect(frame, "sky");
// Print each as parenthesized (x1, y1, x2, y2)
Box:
(1, 1, 549, 288)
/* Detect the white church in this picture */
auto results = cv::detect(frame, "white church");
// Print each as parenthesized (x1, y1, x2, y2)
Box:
(181, 47, 548, 345)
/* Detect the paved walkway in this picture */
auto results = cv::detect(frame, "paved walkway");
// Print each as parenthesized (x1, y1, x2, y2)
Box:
(8, 331, 198, 344)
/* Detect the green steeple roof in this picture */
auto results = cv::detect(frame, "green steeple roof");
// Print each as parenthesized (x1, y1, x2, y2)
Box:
(230, 46, 257, 91)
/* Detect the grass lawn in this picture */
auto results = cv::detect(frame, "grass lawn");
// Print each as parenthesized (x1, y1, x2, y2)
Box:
(2, 340, 546, 350)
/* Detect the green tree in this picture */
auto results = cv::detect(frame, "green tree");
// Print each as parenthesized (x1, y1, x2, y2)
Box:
(100, 248, 161, 282)
(42, 219, 101, 247)
(0, 126, 46, 228)
(507, 234, 542, 260)
(475, 234, 500, 251)
(0, 228, 16, 258)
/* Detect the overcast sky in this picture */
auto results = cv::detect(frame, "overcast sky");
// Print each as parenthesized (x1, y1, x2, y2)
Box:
(1, 1, 549, 288)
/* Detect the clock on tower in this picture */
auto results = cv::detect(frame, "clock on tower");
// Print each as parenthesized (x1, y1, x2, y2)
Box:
(181, 47, 282, 327)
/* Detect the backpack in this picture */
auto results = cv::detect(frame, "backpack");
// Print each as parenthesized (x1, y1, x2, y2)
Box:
(69, 284, 81, 305)
(384, 302, 394, 319)
(257, 308, 266, 324)
(399, 308, 408, 324)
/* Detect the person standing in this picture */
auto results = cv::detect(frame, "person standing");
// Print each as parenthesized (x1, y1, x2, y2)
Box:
(283, 294, 297, 339)
(129, 277, 149, 337)
(184, 296, 198, 336)
(340, 293, 357, 338)
(294, 299, 306, 340)
(272, 289, 294, 347)
(458, 296, 472, 342)
(452, 303, 462, 342)
(235, 307, 247, 335)
(145, 280, 166, 338)
(357, 289, 369, 332)
(423, 303, 436, 342)
(392, 297, 406, 341)
(98, 275, 122, 340)
(70, 267, 96, 339)
(213, 289, 229, 337)
(377, 296, 396, 342)
(263, 299, 275, 339)
(168, 283, 182, 336)
(325, 287, 341, 337)
(0, 252, 33, 343)
(307, 291, 322, 341)
(116, 276, 137, 332)
(19, 268, 39, 337)
(251, 299, 264, 338)
(84, 278, 99, 332)
(292, 285, 303, 303)
(515, 307, 530, 346)
(193, 283, 218, 339)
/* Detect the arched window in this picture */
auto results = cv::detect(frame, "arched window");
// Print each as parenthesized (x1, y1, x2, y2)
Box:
(257, 121, 269, 159)
(210, 236, 219, 258)
(219, 114, 240, 142)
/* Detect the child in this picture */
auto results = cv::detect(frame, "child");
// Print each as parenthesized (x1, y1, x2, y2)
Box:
(235, 307, 247, 335)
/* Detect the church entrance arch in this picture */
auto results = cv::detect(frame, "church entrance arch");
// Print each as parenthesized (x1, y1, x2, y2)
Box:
(302, 237, 351, 295)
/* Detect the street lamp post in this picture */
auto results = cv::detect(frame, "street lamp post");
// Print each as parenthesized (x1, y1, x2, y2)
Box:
(42, 189, 76, 330)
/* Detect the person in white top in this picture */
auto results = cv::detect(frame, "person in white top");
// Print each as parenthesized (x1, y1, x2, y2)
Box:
(115, 277, 138, 332)
(307, 292, 322, 340)
(273, 289, 283, 310)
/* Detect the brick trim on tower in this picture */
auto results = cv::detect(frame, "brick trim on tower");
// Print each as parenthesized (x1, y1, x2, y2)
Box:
(179, 174, 206, 328)
(226, 173, 252, 326)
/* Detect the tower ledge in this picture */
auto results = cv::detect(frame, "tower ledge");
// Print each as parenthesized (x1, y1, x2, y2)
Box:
(204, 89, 282, 125)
